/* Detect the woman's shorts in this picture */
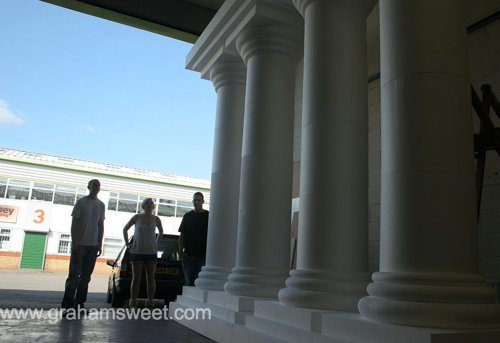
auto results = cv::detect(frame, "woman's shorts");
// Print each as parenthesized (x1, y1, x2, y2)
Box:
(129, 253, 157, 264)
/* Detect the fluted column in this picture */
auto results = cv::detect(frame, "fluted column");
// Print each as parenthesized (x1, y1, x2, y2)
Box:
(224, 24, 302, 298)
(194, 58, 246, 291)
(278, 0, 375, 311)
(358, 0, 500, 328)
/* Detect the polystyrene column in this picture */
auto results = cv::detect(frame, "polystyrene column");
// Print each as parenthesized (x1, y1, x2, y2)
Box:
(224, 24, 302, 298)
(358, 0, 500, 328)
(194, 58, 246, 291)
(278, 0, 375, 311)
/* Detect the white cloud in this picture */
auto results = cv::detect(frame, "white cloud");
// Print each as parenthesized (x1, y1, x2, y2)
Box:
(0, 99, 24, 125)
(84, 124, 96, 133)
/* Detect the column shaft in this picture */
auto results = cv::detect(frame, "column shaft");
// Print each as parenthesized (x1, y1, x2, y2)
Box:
(358, 0, 500, 328)
(195, 60, 246, 290)
(279, 0, 372, 311)
(224, 24, 301, 298)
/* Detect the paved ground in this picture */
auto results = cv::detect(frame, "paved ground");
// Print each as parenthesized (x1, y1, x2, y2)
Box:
(0, 269, 109, 309)
(0, 269, 214, 343)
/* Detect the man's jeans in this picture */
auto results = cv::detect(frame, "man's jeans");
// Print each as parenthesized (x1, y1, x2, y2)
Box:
(61, 245, 98, 308)
(181, 256, 205, 286)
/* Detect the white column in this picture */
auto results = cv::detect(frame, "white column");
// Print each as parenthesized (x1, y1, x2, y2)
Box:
(194, 58, 246, 291)
(278, 0, 374, 311)
(358, 0, 500, 328)
(224, 24, 302, 298)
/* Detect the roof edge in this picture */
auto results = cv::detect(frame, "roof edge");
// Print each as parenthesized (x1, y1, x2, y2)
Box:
(41, 0, 199, 43)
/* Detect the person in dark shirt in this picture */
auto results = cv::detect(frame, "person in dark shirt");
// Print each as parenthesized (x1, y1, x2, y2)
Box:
(178, 192, 209, 286)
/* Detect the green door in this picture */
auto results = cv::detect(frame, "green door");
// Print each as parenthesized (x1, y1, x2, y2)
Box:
(20, 232, 47, 269)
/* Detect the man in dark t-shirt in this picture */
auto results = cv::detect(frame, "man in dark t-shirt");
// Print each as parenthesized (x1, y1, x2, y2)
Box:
(178, 192, 209, 286)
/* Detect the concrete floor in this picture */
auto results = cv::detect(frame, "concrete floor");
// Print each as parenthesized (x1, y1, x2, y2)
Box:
(1, 313, 215, 343)
(0, 269, 215, 343)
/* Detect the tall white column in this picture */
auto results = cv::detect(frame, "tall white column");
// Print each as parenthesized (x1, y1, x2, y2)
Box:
(195, 58, 246, 291)
(224, 24, 302, 298)
(358, 0, 500, 328)
(278, 0, 375, 311)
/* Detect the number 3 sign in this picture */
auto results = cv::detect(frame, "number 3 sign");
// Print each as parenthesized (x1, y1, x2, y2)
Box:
(33, 209, 45, 224)
(28, 203, 52, 231)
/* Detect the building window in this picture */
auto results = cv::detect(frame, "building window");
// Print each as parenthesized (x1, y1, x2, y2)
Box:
(176, 206, 191, 218)
(102, 238, 123, 257)
(176, 200, 192, 217)
(0, 177, 7, 198)
(6, 179, 30, 200)
(158, 198, 176, 217)
(109, 193, 159, 214)
(177, 200, 192, 207)
(76, 187, 88, 201)
(0, 229, 11, 250)
(108, 192, 118, 211)
(118, 193, 138, 213)
(31, 182, 55, 202)
(54, 185, 76, 206)
(58, 234, 71, 254)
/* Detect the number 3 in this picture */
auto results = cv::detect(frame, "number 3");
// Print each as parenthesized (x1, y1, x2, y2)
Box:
(34, 209, 45, 224)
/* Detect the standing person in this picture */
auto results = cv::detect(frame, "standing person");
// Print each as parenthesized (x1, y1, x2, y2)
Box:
(178, 192, 209, 286)
(123, 198, 163, 308)
(61, 179, 105, 312)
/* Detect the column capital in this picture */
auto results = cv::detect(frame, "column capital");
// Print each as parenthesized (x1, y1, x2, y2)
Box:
(236, 24, 303, 65)
(186, 0, 303, 79)
(210, 57, 247, 91)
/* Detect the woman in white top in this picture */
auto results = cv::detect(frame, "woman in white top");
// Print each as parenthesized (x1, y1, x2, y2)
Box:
(123, 198, 163, 308)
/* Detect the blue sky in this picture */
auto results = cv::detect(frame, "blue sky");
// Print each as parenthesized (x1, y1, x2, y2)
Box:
(0, 0, 217, 180)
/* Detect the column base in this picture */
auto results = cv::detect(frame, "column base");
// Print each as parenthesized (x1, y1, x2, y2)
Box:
(194, 266, 232, 291)
(172, 293, 500, 343)
(358, 272, 500, 329)
(241, 301, 500, 343)
(180, 285, 208, 302)
(170, 287, 270, 343)
(322, 311, 500, 343)
(278, 269, 370, 311)
(225, 266, 288, 298)
(242, 300, 334, 343)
